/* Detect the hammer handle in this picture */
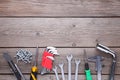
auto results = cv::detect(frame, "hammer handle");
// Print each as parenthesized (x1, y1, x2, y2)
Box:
(109, 61, 116, 80)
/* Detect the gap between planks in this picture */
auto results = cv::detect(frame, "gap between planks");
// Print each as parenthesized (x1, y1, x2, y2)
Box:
(1, 16, 120, 18)
(0, 74, 120, 80)
(0, 46, 120, 48)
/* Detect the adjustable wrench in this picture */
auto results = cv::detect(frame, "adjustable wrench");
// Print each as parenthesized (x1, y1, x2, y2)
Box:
(88, 56, 104, 80)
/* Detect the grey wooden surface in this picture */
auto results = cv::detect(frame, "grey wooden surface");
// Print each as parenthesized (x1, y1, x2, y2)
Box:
(0, 0, 120, 80)
(0, 18, 120, 47)
(0, 0, 120, 17)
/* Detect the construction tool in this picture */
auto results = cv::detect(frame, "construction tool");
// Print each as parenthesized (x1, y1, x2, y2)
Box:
(96, 43, 117, 80)
(75, 59, 81, 80)
(66, 54, 73, 80)
(58, 63, 65, 80)
(84, 50, 92, 80)
(88, 56, 104, 80)
(15, 64, 26, 80)
(40, 46, 59, 75)
(30, 46, 39, 80)
(53, 66, 60, 80)
(3, 53, 26, 80)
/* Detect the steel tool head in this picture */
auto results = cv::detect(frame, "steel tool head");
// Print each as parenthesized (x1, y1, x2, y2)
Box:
(46, 56, 55, 60)
(96, 43, 116, 60)
(3, 53, 12, 62)
(52, 66, 58, 72)
(40, 68, 49, 75)
(88, 56, 104, 62)
(75, 59, 81, 65)
(58, 63, 64, 68)
(88, 55, 104, 80)
(88, 55, 104, 72)
(66, 54, 73, 61)
(84, 49, 88, 63)
(97, 43, 117, 80)
(47, 46, 59, 55)
(34, 46, 39, 66)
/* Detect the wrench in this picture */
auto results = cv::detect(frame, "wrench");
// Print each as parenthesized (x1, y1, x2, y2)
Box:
(66, 54, 73, 80)
(53, 66, 60, 80)
(58, 63, 65, 80)
(88, 56, 104, 80)
(75, 59, 81, 80)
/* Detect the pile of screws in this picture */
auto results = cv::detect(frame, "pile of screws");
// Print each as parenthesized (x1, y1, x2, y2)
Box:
(15, 49, 32, 63)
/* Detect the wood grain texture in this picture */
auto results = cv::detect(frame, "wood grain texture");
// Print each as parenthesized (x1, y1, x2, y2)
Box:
(0, 18, 120, 47)
(1, 75, 120, 80)
(0, 0, 120, 16)
(0, 48, 120, 74)
(0, 0, 120, 80)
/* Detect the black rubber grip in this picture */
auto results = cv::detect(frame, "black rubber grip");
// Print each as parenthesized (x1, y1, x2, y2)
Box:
(3, 53, 21, 80)
(109, 61, 116, 80)
(30, 71, 37, 80)
(85, 63, 89, 70)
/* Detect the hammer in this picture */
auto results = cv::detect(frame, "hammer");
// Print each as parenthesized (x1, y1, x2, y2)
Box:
(96, 43, 117, 80)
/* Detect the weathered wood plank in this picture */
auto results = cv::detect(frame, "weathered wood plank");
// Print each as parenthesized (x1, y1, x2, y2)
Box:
(0, 75, 120, 80)
(0, 18, 120, 47)
(0, 48, 120, 74)
(0, 0, 120, 16)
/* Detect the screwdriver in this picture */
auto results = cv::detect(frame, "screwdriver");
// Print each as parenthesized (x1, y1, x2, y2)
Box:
(30, 46, 39, 80)
(84, 50, 92, 80)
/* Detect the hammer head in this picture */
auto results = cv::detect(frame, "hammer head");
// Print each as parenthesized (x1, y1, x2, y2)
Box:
(96, 43, 116, 60)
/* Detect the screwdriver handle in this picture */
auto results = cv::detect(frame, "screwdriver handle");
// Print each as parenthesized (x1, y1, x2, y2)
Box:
(30, 66, 38, 80)
(85, 69, 92, 80)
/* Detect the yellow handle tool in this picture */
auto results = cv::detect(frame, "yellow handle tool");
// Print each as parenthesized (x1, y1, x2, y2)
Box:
(30, 46, 39, 80)
(30, 66, 38, 80)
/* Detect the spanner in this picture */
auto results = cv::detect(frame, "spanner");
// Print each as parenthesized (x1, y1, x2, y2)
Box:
(58, 63, 65, 80)
(75, 59, 81, 80)
(53, 66, 60, 80)
(67, 54, 73, 80)
(88, 56, 104, 80)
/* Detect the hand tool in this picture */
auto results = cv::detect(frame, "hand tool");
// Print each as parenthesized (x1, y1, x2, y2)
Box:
(30, 46, 39, 80)
(88, 56, 104, 80)
(66, 54, 73, 80)
(58, 63, 65, 80)
(75, 59, 81, 80)
(96, 43, 117, 80)
(41, 46, 59, 75)
(53, 66, 60, 80)
(84, 50, 92, 80)
(3, 53, 26, 80)
(15, 64, 26, 80)
(46, 47, 59, 55)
